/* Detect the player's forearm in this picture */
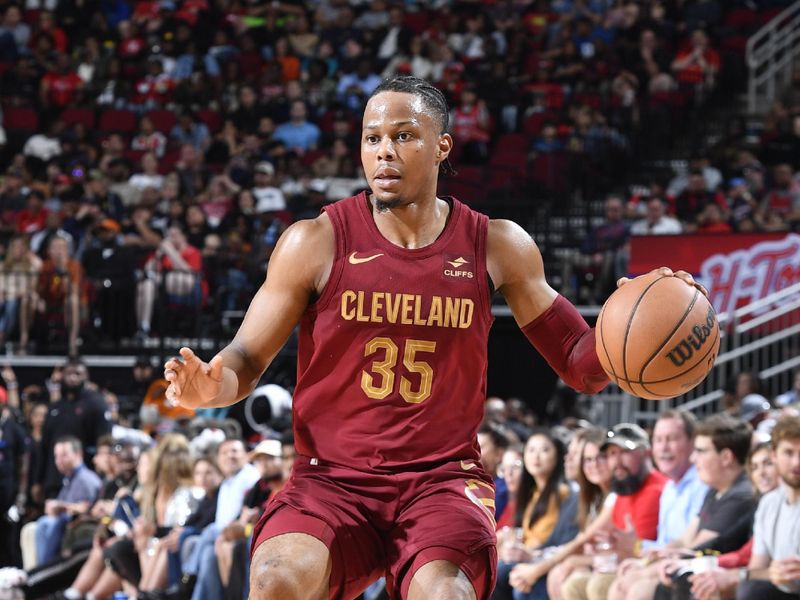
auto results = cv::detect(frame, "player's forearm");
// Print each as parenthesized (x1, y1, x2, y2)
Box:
(521, 295, 609, 393)
(211, 343, 270, 407)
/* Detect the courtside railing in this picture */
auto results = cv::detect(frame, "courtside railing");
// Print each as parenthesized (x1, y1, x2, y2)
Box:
(614, 281, 800, 426)
(747, 0, 800, 113)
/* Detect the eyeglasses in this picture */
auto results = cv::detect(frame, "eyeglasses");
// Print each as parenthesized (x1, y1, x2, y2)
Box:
(499, 460, 523, 475)
(582, 454, 607, 466)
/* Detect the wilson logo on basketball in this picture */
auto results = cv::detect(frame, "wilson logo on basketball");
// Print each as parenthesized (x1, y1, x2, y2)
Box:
(444, 254, 474, 279)
(665, 306, 717, 367)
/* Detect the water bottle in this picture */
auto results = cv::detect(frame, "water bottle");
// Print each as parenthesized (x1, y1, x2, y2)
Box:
(112, 593, 128, 600)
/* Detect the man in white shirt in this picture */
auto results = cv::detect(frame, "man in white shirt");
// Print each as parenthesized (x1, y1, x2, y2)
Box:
(737, 415, 800, 599)
(606, 410, 709, 599)
(179, 438, 259, 597)
(252, 162, 286, 214)
(630, 197, 683, 235)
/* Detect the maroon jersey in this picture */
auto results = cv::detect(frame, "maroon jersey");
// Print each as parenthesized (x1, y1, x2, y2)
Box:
(292, 192, 494, 470)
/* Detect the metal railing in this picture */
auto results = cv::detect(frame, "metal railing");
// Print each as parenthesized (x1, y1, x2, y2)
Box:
(747, 1, 800, 113)
(613, 282, 800, 426)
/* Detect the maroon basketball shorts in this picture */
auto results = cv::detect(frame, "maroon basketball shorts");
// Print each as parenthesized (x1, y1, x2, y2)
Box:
(251, 455, 498, 599)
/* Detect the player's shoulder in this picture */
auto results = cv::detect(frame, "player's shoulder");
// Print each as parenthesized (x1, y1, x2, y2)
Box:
(486, 218, 542, 259)
(276, 212, 334, 254)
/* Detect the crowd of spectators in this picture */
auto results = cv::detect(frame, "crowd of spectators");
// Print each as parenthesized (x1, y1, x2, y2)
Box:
(0, 356, 797, 600)
(0, 0, 796, 348)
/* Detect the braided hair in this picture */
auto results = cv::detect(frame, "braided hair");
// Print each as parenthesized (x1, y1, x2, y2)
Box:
(368, 76, 456, 176)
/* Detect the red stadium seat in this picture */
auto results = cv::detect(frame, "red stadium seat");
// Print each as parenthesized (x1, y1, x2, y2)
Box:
(60, 107, 95, 129)
(197, 110, 222, 134)
(575, 92, 602, 109)
(494, 133, 529, 155)
(124, 149, 146, 165)
(158, 150, 181, 174)
(145, 109, 177, 133)
(4, 106, 38, 132)
(98, 109, 137, 133)
(404, 11, 429, 34)
(723, 8, 758, 29)
(522, 111, 555, 137)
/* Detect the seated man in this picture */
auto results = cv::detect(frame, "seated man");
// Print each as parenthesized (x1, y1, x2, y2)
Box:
(736, 415, 800, 600)
(21, 436, 102, 568)
(561, 423, 668, 600)
(609, 414, 757, 600)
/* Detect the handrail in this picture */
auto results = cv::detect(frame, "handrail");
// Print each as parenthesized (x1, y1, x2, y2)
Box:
(746, 1, 800, 113)
(732, 281, 800, 319)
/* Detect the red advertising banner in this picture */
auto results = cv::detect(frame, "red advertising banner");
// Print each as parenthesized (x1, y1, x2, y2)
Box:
(629, 233, 800, 316)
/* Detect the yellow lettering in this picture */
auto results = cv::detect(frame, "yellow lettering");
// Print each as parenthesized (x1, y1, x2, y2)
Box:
(427, 296, 443, 327)
(341, 290, 356, 320)
(401, 293, 414, 325)
(356, 291, 369, 322)
(371, 292, 384, 323)
(413, 295, 427, 326)
(459, 299, 474, 328)
(444, 297, 461, 328)
(385, 293, 401, 323)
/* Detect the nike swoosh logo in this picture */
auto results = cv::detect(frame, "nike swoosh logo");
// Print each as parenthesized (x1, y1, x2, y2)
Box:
(460, 460, 477, 471)
(348, 252, 384, 265)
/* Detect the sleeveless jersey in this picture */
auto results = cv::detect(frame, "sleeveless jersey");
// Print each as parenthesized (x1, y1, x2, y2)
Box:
(292, 192, 494, 470)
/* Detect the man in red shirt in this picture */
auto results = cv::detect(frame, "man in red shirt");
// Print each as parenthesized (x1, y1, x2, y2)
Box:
(671, 29, 720, 93)
(561, 423, 668, 600)
(39, 52, 83, 110)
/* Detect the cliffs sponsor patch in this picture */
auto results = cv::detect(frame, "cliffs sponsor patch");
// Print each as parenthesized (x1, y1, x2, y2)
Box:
(443, 254, 474, 280)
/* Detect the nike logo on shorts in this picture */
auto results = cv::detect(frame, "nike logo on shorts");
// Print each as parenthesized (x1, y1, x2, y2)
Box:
(460, 460, 477, 470)
(348, 252, 384, 265)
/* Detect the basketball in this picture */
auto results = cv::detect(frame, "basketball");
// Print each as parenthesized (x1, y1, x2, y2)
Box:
(595, 272, 720, 400)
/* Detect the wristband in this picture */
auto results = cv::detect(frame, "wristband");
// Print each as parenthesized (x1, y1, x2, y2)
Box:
(244, 524, 253, 538)
(633, 539, 642, 557)
(5, 382, 17, 390)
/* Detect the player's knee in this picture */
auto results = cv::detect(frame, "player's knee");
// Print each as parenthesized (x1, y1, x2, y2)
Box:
(249, 538, 330, 600)
(249, 561, 306, 600)
(425, 578, 476, 600)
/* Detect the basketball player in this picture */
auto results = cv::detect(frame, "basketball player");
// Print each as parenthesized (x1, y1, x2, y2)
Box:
(164, 76, 702, 600)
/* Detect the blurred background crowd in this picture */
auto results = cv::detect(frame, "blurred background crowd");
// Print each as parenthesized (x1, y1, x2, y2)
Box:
(0, 0, 798, 354)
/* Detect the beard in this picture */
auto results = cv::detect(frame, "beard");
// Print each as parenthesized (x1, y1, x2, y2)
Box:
(61, 382, 84, 398)
(374, 196, 403, 212)
(782, 473, 800, 490)
(611, 469, 648, 495)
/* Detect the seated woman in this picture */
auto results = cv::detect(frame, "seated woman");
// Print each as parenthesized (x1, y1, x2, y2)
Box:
(496, 445, 524, 530)
(101, 434, 202, 598)
(492, 428, 579, 600)
(494, 428, 613, 600)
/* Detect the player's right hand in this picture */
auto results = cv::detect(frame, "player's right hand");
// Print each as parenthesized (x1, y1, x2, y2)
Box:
(164, 347, 224, 409)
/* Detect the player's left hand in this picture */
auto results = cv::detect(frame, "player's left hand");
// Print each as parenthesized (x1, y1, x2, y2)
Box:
(617, 267, 709, 297)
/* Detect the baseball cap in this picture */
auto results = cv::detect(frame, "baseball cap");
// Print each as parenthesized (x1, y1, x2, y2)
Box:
(308, 178, 328, 194)
(96, 218, 121, 233)
(740, 394, 771, 423)
(248, 439, 282, 460)
(254, 161, 275, 176)
(601, 423, 650, 451)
